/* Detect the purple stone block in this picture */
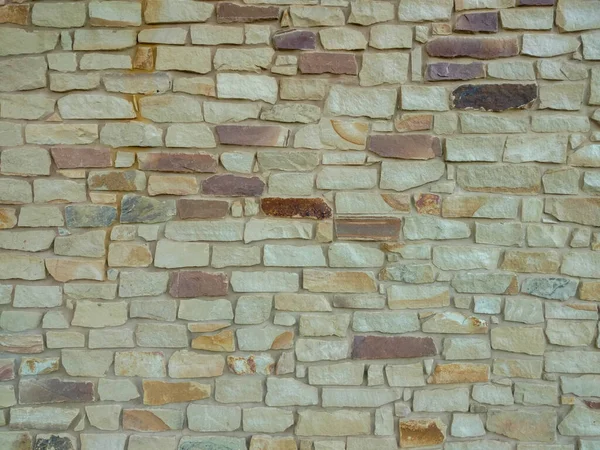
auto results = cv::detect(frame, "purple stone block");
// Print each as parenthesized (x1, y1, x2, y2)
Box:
(273, 29, 317, 50)
(455, 12, 499, 33)
(426, 62, 486, 81)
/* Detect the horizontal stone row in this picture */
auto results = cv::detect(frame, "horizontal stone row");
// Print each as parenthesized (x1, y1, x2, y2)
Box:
(1, 0, 599, 32)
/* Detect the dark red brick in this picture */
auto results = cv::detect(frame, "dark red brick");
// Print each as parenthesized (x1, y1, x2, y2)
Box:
(217, 2, 279, 23)
(169, 271, 228, 298)
(138, 152, 218, 173)
(19, 378, 95, 404)
(455, 12, 499, 33)
(335, 217, 402, 241)
(352, 336, 438, 359)
(261, 197, 332, 219)
(273, 29, 317, 50)
(426, 62, 486, 81)
(178, 199, 229, 220)
(426, 37, 519, 59)
(202, 174, 265, 197)
(298, 53, 358, 75)
(216, 125, 289, 147)
(452, 83, 537, 112)
(368, 135, 441, 160)
(50, 147, 112, 169)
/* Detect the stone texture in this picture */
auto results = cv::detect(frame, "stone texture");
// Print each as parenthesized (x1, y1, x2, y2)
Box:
(0, 1, 595, 444)
(426, 37, 519, 59)
(299, 53, 358, 75)
(452, 84, 537, 111)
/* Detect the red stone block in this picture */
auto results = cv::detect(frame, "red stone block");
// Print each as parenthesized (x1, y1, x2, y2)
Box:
(138, 152, 218, 173)
(50, 147, 112, 169)
(298, 53, 358, 75)
(169, 271, 228, 298)
(261, 197, 332, 219)
(178, 199, 229, 220)
(216, 125, 289, 147)
(426, 37, 519, 59)
(352, 336, 437, 359)
(217, 2, 279, 23)
(202, 174, 265, 197)
(368, 135, 442, 160)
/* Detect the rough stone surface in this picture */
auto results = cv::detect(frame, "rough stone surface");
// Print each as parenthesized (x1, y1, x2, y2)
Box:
(0, 1, 595, 446)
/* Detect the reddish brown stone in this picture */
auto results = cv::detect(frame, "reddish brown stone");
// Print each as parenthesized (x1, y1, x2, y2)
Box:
(0, 5, 29, 25)
(0, 359, 14, 381)
(518, 0, 555, 5)
(216, 125, 289, 147)
(394, 114, 433, 132)
(368, 135, 441, 160)
(261, 197, 332, 219)
(426, 37, 519, 59)
(299, 53, 358, 75)
(202, 174, 265, 197)
(335, 217, 402, 241)
(415, 194, 441, 215)
(455, 12, 499, 33)
(426, 62, 486, 81)
(123, 409, 172, 431)
(452, 83, 537, 112)
(18, 378, 95, 404)
(50, 147, 111, 169)
(178, 199, 229, 220)
(169, 271, 228, 298)
(138, 152, 218, 173)
(584, 400, 600, 409)
(217, 2, 279, 23)
(273, 29, 317, 50)
(352, 336, 437, 359)
(0, 334, 43, 354)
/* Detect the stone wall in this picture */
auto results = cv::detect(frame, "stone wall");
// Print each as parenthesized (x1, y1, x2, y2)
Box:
(0, 0, 599, 448)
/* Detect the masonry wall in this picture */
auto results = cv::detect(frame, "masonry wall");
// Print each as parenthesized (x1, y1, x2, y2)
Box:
(0, 0, 599, 448)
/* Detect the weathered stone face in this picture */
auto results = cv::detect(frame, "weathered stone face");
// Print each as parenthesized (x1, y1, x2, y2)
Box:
(426, 62, 486, 81)
(1, 0, 597, 444)
(455, 11, 499, 32)
(352, 336, 437, 359)
(452, 84, 537, 111)
(426, 37, 519, 59)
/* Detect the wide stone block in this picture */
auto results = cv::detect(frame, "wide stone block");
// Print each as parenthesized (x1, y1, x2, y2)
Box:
(299, 52, 358, 75)
(169, 271, 228, 298)
(426, 37, 519, 59)
(216, 125, 289, 147)
(452, 84, 537, 111)
(216, 2, 279, 23)
(352, 336, 437, 359)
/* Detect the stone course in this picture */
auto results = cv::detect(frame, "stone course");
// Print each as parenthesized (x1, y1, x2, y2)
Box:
(0, 0, 598, 448)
